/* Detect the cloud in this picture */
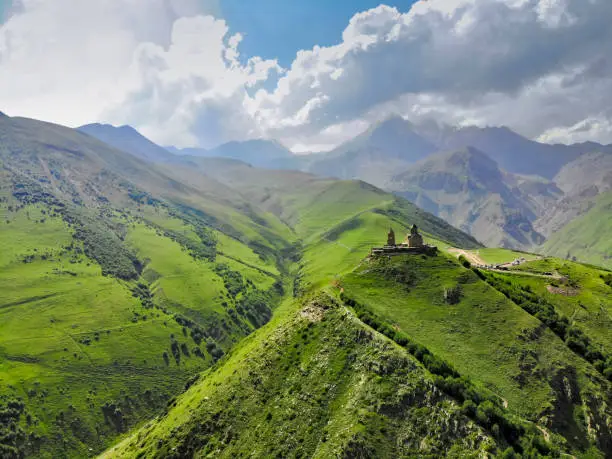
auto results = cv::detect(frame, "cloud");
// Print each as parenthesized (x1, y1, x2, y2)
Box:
(252, 0, 612, 147)
(1, 0, 611, 149)
(105, 15, 281, 147)
(0, 0, 279, 148)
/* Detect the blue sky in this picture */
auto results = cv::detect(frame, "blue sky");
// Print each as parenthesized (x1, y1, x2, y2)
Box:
(0, 0, 9, 23)
(0, 1, 417, 66)
(220, 0, 417, 66)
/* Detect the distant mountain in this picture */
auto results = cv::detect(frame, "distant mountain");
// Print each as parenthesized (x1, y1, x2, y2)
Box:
(387, 147, 546, 249)
(78, 123, 176, 163)
(169, 139, 303, 170)
(331, 116, 437, 161)
(553, 151, 612, 196)
(414, 122, 612, 179)
(541, 190, 612, 269)
(307, 116, 437, 187)
(534, 152, 612, 237)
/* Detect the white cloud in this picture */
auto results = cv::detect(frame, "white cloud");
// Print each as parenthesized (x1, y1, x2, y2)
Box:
(1, 0, 611, 150)
(0, 0, 279, 148)
(251, 0, 612, 148)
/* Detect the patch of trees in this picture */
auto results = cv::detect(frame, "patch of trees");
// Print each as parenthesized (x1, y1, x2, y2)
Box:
(73, 222, 141, 280)
(0, 397, 28, 459)
(11, 179, 63, 208)
(131, 282, 153, 308)
(482, 272, 612, 381)
(125, 186, 162, 207)
(205, 338, 224, 362)
(340, 293, 556, 456)
(162, 226, 217, 262)
(237, 290, 273, 329)
(170, 339, 182, 365)
(458, 255, 471, 269)
(214, 264, 246, 298)
(101, 401, 126, 433)
(443, 285, 463, 305)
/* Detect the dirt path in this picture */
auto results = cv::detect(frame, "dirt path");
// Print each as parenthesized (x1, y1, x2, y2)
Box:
(448, 248, 487, 266)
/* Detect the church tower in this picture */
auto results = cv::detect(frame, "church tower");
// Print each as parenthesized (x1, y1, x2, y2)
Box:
(386, 228, 396, 247)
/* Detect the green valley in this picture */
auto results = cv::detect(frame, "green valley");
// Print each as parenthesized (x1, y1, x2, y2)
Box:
(1, 114, 611, 458)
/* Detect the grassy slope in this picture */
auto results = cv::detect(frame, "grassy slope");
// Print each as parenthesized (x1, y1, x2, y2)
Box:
(178, 158, 480, 245)
(1, 126, 480, 457)
(0, 189, 285, 456)
(541, 191, 612, 270)
(101, 211, 611, 457)
(2, 116, 483, 457)
(102, 294, 496, 458)
(474, 248, 540, 265)
(504, 258, 612, 354)
(340, 254, 611, 454)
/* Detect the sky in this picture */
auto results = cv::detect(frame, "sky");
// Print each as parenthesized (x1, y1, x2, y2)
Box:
(1, 0, 612, 151)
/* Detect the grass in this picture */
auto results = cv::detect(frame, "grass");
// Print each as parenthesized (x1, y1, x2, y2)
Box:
(0, 212, 200, 457)
(474, 248, 540, 265)
(501, 258, 612, 354)
(541, 190, 612, 270)
(0, 199, 286, 457)
(102, 293, 499, 458)
(6, 114, 610, 457)
(339, 253, 611, 454)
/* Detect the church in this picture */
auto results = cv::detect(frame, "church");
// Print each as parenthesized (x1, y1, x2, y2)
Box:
(372, 225, 436, 256)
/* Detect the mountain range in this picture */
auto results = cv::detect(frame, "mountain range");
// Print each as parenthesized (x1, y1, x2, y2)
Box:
(78, 117, 612, 265)
(1, 112, 611, 458)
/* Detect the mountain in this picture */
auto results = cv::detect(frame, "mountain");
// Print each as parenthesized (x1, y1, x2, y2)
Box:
(103, 293, 498, 458)
(414, 122, 612, 179)
(540, 190, 612, 269)
(553, 151, 612, 196)
(331, 116, 437, 162)
(169, 139, 303, 170)
(105, 251, 612, 458)
(3, 113, 611, 458)
(387, 147, 546, 249)
(307, 116, 437, 187)
(0, 114, 485, 458)
(0, 114, 294, 458)
(78, 123, 177, 163)
(534, 152, 612, 237)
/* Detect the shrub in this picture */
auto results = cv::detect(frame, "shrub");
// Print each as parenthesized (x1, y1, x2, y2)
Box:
(458, 255, 471, 268)
(443, 285, 462, 304)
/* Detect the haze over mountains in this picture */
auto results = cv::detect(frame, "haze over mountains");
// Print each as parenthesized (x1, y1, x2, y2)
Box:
(78, 115, 612, 265)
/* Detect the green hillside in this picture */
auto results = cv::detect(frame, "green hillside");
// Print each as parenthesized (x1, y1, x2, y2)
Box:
(540, 191, 612, 269)
(0, 117, 291, 457)
(341, 254, 610, 451)
(103, 293, 549, 458)
(102, 235, 611, 457)
(3, 114, 611, 458)
(0, 199, 285, 458)
(0, 116, 483, 458)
